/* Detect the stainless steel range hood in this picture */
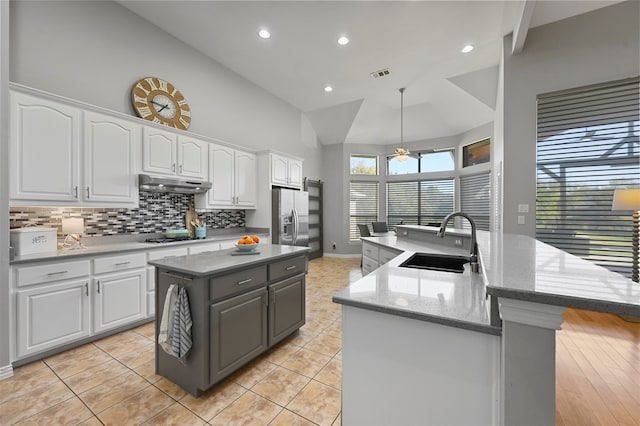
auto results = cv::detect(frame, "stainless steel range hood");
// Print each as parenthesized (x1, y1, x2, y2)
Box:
(139, 174, 212, 194)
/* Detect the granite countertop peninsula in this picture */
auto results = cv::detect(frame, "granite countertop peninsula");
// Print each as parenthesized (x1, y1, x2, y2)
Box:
(148, 244, 310, 277)
(10, 229, 270, 265)
(333, 225, 640, 334)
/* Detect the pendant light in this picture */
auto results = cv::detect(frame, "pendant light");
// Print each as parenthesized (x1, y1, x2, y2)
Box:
(395, 87, 410, 162)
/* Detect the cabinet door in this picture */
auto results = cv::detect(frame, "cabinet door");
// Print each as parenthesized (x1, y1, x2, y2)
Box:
(178, 136, 207, 179)
(234, 150, 257, 208)
(287, 159, 304, 189)
(268, 274, 305, 346)
(142, 126, 177, 176)
(84, 111, 140, 205)
(210, 287, 268, 384)
(17, 279, 91, 357)
(207, 144, 235, 207)
(270, 154, 289, 186)
(93, 269, 147, 333)
(10, 91, 81, 202)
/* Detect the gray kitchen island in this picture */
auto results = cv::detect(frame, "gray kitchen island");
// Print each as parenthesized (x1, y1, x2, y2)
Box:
(148, 244, 310, 396)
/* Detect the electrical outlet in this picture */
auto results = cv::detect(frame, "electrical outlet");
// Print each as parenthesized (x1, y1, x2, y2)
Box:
(518, 204, 530, 213)
(517, 215, 525, 225)
(455, 239, 463, 247)
(332, 242, 336, 250)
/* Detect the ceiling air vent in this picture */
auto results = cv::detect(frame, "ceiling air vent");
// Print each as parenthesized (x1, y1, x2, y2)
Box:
(370, 68, 391, 79)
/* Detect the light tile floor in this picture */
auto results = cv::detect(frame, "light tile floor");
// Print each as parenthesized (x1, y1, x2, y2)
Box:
(0, 257, 361, 426)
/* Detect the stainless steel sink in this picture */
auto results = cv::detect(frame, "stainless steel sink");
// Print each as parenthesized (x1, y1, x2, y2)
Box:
(398, 253, 470, 273)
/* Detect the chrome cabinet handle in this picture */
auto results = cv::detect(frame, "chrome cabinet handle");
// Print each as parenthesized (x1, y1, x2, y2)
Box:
(74, 186, 78, 198)
(96, 280, 100, 294)
(85, 283, 88, 296)
(286, 265, 297, 271)
(237, 278, 252, 286)
(115, 262, 130, 266)
(86, 187, 90, 198)
(47, 270, 68, 276)
(179, 164, 183, 174)
(172, 163, 176, 172)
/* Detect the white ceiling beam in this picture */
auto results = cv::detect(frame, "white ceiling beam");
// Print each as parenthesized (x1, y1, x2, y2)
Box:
(512, 0, 537, 55)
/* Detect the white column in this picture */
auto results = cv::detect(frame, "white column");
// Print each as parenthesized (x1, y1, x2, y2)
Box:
(499, 298, 565, 426)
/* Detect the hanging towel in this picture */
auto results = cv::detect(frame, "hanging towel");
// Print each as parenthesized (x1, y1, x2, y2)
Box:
(171, 286, 193, 363)
(158, 284, 178, 355)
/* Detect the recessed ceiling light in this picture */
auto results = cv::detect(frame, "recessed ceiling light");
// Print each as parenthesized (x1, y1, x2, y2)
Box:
(337, 36, 349, 46)
(461, 44, 474, 53)
(324, 85, 333, 93)
(258, 29, 271, 39)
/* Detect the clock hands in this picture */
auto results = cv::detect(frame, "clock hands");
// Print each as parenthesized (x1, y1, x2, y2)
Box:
(150, 99, 169, 112)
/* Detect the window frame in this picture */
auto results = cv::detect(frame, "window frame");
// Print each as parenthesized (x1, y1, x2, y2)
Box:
(350, 153, 378, 176)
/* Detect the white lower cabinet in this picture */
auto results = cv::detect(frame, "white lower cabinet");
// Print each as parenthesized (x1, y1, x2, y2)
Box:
(93, 268, 146, 333)
(17, 278, 91, 357)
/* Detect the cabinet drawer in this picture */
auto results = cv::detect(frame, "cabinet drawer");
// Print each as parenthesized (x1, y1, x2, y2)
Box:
(15, 260, 90, 287)
(379, 247, 402, 265)
(148, 247, 188, 261)
(93, 252, 146, 274)
(362, 256, 379, 275)
(268, 256, 307, 282)
(362, 243, 379, 260)
(209, 265, 267, 302)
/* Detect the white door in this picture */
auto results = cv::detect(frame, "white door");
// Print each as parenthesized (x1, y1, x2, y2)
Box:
(93, 269, 146, 333)
(271, 154, 289, 186)
(178, 136, 207, 179)
(142, 126, 176, 176)
(288, 159, 304, 189)
(84, 111, 140, 205)
(208, 144, 235, 207)
(17, 279, 91, 357)
(235, 150, 257, 208)
(10, 91, 81, 202)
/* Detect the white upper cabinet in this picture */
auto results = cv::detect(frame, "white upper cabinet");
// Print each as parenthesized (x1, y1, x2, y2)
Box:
(10, 91, 81, 202)
(195, 143, 256, 209)
(83, 111, 139, 205)
(10, 89, 139, 207)
(270, 153, 303, 189)
(142, 127, 207, 180)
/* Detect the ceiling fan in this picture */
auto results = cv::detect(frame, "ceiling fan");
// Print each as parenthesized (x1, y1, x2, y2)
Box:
(390, 88, 417, 162)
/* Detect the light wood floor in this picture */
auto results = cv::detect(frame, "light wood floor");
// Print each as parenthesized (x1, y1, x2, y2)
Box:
(557, 308, 640, 425)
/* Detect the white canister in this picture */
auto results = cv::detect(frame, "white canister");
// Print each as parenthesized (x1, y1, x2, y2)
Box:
(10, 227, 58, 256)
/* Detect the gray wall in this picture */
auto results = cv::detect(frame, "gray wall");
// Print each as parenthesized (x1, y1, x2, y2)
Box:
(9, 0, 321, 179)
(500, 0, 640, 236)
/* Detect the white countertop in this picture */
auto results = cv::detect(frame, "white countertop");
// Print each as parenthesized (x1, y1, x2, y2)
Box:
(333, 228, 640, 334)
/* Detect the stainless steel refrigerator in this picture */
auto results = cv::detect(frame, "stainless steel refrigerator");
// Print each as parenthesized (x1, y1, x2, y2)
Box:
(272, 188, 309, 247)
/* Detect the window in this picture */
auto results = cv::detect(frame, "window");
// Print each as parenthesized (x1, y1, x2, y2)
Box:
(387, 149, 454, 175)
(350, 154, 378, 175)
(536, 78, 639, 278)
(460, 172, 491, 231)
(387, 179, 454, 227)
(462, 138, 490, 168)
(349, 182, 378, 240)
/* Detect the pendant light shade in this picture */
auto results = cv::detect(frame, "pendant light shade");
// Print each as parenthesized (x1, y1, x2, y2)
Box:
(395, 88, 410, 162)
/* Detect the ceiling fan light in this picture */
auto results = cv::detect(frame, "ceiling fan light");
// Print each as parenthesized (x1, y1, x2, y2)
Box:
(396, 154, 409, 162)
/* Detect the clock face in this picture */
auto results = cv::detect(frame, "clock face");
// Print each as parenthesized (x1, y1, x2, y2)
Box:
(131, 77, 191, 130)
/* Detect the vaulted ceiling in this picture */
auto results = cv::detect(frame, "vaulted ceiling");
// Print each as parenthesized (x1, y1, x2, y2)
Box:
(119, 1, 623, 145)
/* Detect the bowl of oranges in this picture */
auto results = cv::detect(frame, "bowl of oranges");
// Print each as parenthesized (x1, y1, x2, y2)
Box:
(235, 235, 260, 252)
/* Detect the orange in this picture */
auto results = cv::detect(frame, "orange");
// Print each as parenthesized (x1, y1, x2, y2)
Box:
(251, 235, 260, 243)
(243, 237, 254, 245)
(237, 238, 246, 245)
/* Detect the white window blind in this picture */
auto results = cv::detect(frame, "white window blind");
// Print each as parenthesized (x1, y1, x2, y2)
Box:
(460, 172, 491, 231)
(536, 78, 640, 278)
(387, 179, 454, 227)
(349, 182, 378, 240)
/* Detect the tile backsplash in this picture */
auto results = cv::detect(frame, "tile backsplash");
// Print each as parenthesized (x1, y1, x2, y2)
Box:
(9, 191, 245, 236)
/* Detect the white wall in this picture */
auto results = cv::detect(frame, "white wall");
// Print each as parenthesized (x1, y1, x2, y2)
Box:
(9, 0, 321, 178)
(501, 0, 639, 236)
(0, 0, 10, 376)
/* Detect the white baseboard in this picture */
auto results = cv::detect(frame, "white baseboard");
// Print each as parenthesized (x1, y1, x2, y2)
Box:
(0, 364, 14, 380)
(322, 253, 361, 259)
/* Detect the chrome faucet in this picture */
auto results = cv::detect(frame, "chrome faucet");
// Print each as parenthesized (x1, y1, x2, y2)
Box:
(437, 212, 479, 273)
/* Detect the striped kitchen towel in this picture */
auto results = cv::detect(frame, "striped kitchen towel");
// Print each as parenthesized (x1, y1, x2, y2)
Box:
(171, 286, 193, 363)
